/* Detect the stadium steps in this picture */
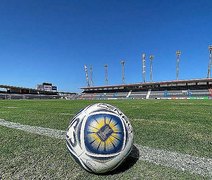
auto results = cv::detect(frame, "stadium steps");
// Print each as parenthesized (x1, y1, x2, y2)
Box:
(146, 89, 151, 99)
(126, 90, 132, 98)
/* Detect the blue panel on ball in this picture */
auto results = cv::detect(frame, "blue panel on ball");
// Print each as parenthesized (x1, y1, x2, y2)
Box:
(84, 114, 124, 154)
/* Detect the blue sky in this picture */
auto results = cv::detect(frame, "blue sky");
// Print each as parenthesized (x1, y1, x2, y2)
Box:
(0, 0, 212, 92)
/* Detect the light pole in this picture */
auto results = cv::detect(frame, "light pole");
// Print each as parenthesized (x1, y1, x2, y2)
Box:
(207, 45, 212, 78)
(176, 50, 181, 80)
(104, 64, 108, 85)
(142, 53, 146, 83)
(84, 65, 90, 87)
(149, 55, 154, 82)
(121, 60, 125, 84)
(89, 66, 93, 86)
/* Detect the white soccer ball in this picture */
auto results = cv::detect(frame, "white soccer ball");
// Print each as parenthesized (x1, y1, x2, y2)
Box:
(66, 103, 134, 173)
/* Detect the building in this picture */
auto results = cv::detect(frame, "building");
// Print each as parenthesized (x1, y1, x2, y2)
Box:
(37, 82, 57, 92)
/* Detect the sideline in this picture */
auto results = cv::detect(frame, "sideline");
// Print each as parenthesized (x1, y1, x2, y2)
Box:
(0, 118, 211, 177)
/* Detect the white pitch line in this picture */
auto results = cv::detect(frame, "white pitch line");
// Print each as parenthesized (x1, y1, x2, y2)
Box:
(134, 144, 212, 177)
(0, 119, 65, 139)
(0, 119, 211, 177)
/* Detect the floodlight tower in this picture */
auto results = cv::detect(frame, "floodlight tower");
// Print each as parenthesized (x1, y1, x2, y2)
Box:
(142, 53, 146, 82)
(89, 66, 94, 86)
(104, 64, 108, 85)
(149, 55, 154, 82)
(84, 65, 90, 87)
(176, 50, 181, 80)
(207, 45, 212, 78)
(121, 60, 125, 84)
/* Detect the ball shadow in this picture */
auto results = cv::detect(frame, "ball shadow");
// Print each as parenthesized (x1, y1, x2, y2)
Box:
(100, 144, 140, 175)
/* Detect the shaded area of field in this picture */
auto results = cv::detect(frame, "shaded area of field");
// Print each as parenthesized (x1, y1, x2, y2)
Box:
(0, 99, 211, 179)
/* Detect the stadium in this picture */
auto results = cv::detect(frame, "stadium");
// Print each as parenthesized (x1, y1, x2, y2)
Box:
(1, 78, 212, 100)
(1, 49, 212, 179)
(1, 47, 212, 100)
(0, 1, 212, 179)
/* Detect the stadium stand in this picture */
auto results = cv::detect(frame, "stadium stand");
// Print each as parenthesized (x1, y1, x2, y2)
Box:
(1, 78, 212, 100)
(148, 89, 210, 99)
(0, 93, 61, 100)
(79, 89, 211, 100)
(0, 85, 77, 100)
(80, 78, 212, 100)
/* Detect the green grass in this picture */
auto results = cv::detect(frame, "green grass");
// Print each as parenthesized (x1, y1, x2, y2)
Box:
(0, 99, 211, 179)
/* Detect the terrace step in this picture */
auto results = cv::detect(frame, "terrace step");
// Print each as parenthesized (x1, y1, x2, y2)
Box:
(126, 90, 132, 98)
(146, 89, 151, 99)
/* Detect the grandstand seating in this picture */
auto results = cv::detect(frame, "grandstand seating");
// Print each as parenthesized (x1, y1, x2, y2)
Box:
(0, 93, 61, 100)
(79, 92, 128, 100)
(149, 89, 210, 99)
(1, 89, 211, 100)
(78, 89, 211, 100)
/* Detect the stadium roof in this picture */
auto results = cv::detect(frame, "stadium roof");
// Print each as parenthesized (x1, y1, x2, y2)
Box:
(0, 84, 36, 91)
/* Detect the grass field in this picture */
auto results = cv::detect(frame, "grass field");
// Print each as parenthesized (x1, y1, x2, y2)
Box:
(0, 99, 211, 179)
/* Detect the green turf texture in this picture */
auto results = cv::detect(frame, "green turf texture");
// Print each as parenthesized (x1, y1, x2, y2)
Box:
(0, 99, 211, 179)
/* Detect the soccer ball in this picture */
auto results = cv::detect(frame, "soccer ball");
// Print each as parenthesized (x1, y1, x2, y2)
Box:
(66, 103, 134, 173)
